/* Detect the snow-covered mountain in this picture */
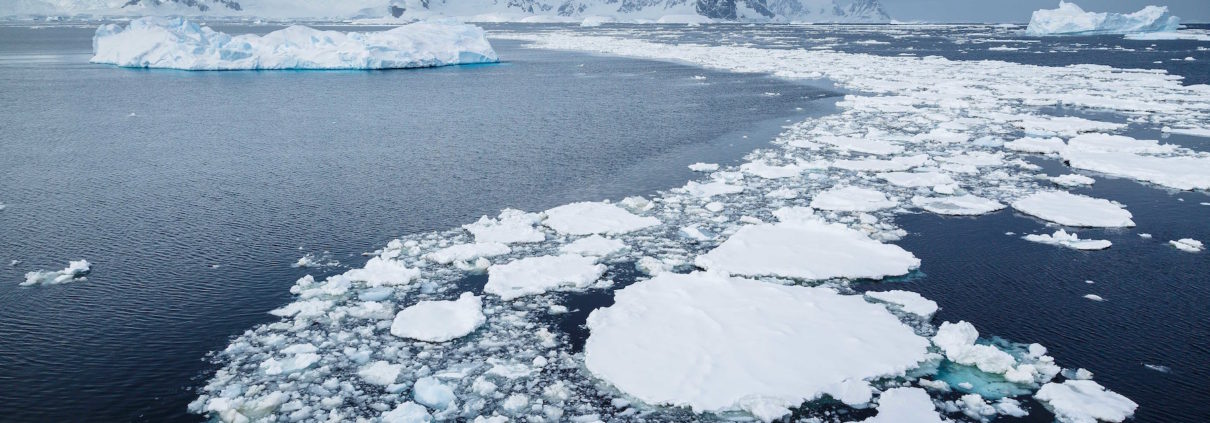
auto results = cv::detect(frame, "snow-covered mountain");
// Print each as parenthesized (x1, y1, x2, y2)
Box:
(1, 0, 892, 22)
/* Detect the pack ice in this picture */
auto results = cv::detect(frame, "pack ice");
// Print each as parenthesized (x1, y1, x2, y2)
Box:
(91, 17, 498, 70)
(1025, 1, 1180, 36)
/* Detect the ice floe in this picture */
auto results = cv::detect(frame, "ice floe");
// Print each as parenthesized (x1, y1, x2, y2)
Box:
(1025, 1, 1180, 36)
(860, 387, 944, 423)
(424, 243, 510, 265)
(1023, 230, 1112, 250)
(484, 254, 606, 300)
(1011, 191, 1134, 228)
(864, 290, 939, 319)
(558, 235, 626, 257)
(1169, 238, 1204, 252)
(911, 195, 1006, 216)
(20, 259, 91, 286)
(584, 271, 931, 422)
(811, 186, 898, 212)
(1035, 380, 1138, 423)
(92, 17, 498, 70)
(462, 209, 546, 244)
(390, 293, 486, 343)
(542, 202, 659, 235)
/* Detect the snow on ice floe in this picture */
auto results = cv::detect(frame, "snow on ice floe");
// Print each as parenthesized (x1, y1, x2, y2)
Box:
(21, 259, 91, 286)
(695, 220, 919, 281)
(811, 186, 898, 212)
(484, 254, 606, 300)
(1035, 380, 1138, 423)
(1060, 136, 1210, 190)
(864, 290, 939, 319)
(1169, 238, 1204, 252)
(1011, 191, 1134, 228)
(584, 271, 931, 422)
(911, 195, 1006, 216)
(91, 17, 498, 70)
(860, 387, 944, 423)
(558, 235, 626, 257)
(1025, 1, 1180, 36)
(1024, 230, 1112, 250)
(462, 209, 545, 244)
(541, 202, 659, 235)
(424, 243, 510, 265)
(390, 293, 486, 343)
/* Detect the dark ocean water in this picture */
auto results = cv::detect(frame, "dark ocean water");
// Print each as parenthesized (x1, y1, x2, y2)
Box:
(0, 22, 1207, 423)
(0, 25, 833, 422)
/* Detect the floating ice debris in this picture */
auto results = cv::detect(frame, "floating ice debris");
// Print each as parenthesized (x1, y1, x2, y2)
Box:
(334, 256, 419, 287)
(860, 387, 944, 423)
(484, 255, 606, 300)
(1025, 1, 1180, 36)
(20, 260, 91, 286)
(1035, 380, 1138, 423)
(1024, 230, 1112, 250)
(423, 243, 511, 265)
(291, 254, 322, 268)
(1168, 238, 1204, 252)
(1064, 147, 1210, 191)
(1011, 191, 1134, 228)
(879, 171, 956, 188)
(911, 195, 1006, 216)
(740, 161, 804, 179)
(357, 361, 403, 386)
(542, 202, 660, 235)
(1084, 294, 1105, 301)
(559, 235, 626, 257)
(864, 290, 939, 319)
(811, 186, 898, 212)
(380, 402, 431, 423)
(695, 221, 919, 281)
(462, 209, 545, 244)
(933, 321, 1019, 375)
(412, 377, 456, 410)
(956, 393, 998, 420)
(680, 180, 744, 199)
(832, 154, 930, 172)
(1143, 363, 1171, 373)
(817, 135, 904, 155)
(584, 272, 931, 422)
(1067, 133, 1176, 154)
(1011, 115, 1126, 138)
(1127, 31, 1210, 41)
(1051, 174, 1095, 187)
(1162, 126, 1210, 138)
(1138, 233, 1153, 239)
(688, 162, 719, 172)
(92, 17, 498, 70)
(9, 260, 20, 267)
(390, 293, 486, 343)
(1005, 137, 1067, 154)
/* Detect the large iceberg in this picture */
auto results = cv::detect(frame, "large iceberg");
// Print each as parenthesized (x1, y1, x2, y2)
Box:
(91, 17, 498, 70)
(1025, 2, 1180, 36)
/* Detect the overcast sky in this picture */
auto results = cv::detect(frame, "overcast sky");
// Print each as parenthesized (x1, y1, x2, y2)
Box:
(880, 0, 1210, 23)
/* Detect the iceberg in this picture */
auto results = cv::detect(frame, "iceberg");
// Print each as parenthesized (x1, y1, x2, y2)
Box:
(1025, 2, 1180, 36)
(91, 17, 498, 70)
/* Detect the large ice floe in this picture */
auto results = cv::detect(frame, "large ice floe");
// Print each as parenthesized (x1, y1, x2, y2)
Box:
(91, 17, 498, 70)
(187, 25, 1210, 423)
(1024, 1, 1180, 36)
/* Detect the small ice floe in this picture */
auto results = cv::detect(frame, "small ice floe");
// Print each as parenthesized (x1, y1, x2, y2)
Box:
(423, 242, 510, 265)
(462, 209, 545, 244)
(334, 256, 419, 287)
(860, 388, 944, 423)
(1138, 233, 1152, 239)
(584, 272, 930, 423)
(290, 252, 338, 268)
(9, 260, 20, 267)
(1084, 294, 1105, 302)
(1051, 174, 1095, 187)
(559, 235, 626, 257)
(1011, 116, 1125, 138)
(690, 75, 707, 80)
(687, 162, 719, 172)
(21, 260, 91, 286)
(543, 202, 659, 235)
(811, 186, 898, 212)
(817, 135, 904, 155)
(740, 161, 804, 179)
(380, 402, 430, 422)
(864, 290, 939, 319)
(695, 219, 919, 281)
(1168, 238, 1204, 252)
(878, 171, 955, 188)
(831, 154, 930, 172)
(390, 293, 486, 343)
(1011, 191, 1134, 228)
(1005, 136, 1066, 154)
(484, 255, 606, 300)
(1023, 229, 1112, 250)
(357, 361, 403, 386)
(911, 195, 1006, 216)
(1061, 134, 1210, 191)
(680, 180, 743, 199)
(1034, 380, 1138, 423)
(1143, 363, 1171, 373)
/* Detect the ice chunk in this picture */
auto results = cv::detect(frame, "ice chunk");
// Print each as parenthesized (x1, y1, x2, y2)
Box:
(695, 221, 919, 281)
(1035, 380, 1138, 423)
(560, 235, 627, 257)
(864, 290, 939, 319)
(740, 161, 804, 179)
(1012, 116, 1126, 138)
(543, 202, 659, 235)
(390, 293, 486, 342)
(1169, 238, 1204, 252)
(681, 180, 744, 199)
(1011, 191, 1134, 228)
(832, 154, 930, 172)
(424, 243, 510, 265)
(1005, 136, 1067, 154)
(358, 361, 403, 386)
(911, 195, 1005, 216)
(463, 209, 546, 244)
(860, 388, 944, 423)
(933, 321, 1019, 375)
(811, 186, 898, 212)
(1023, 230, 1112, 250)
(21, 259, 91, 286)
(879, 171, 956, 188)
(92, 18, 498, 70)
(817, 135, 904, 155)
(1084, 294, 1105, 302)
(688, 162, 719, 172)
(338, 256, 420, 287)
(1066, 134, 1176, 155)
(1062, 149, 1210, 191)
(381, 402, 432, 423)
(584, 272, 930, 422)
(485, 255, 607, 300)
(1051, 174, 1095, 187)
(1025, 2, 1180, 36)
(412, 377, 456, 410)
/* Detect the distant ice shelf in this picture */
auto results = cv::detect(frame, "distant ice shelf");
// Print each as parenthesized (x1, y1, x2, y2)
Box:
(1025, 1, 1180, 36)
(90, 17, 498, 70)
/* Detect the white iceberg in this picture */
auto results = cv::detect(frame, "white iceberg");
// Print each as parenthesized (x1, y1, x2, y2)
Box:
(484, 254, 606, 300)
(92, 17, 498, 70)
(584, 272, 930, 422)
(695, 221, 919, 281)
(1035, 380, 1138, 423)
(21, 260, 91, 286)
(1024, 230, 1112, 250)
(1011, 191, 1134, 228)
(390, 293, 486, 343)
(1025, 2, 1180, 36)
